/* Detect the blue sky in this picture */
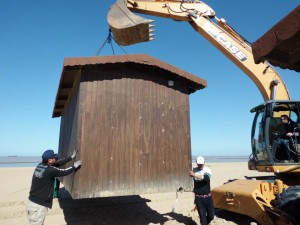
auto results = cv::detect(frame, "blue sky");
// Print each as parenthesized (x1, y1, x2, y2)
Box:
(0, 1, 299, 157)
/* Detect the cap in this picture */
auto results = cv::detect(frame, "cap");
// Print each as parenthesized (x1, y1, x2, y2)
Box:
(196, 156, 205, 164)
(42, 150, 59, 161)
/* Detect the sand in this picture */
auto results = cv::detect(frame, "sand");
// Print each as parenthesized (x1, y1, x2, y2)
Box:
(0, 162, 270, 225)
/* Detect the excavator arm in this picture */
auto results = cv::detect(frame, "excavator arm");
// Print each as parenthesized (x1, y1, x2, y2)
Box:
(107, 0, 290, 101)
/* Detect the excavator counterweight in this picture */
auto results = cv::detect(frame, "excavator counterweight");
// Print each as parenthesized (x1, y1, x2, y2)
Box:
(107, 0, 154, 45)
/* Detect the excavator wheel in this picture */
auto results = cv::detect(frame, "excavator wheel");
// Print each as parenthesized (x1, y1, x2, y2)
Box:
(275, 186, 300, 224)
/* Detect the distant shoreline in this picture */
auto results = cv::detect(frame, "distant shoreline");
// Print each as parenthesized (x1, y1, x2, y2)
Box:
(0, 161, 39, 164)
(0, 156, 41, 168)
(0, 155, 249, 168)
(191, 155, 249, 163)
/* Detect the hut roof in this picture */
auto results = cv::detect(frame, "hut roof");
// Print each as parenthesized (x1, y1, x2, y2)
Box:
(53, 54, 206, 117)
(252, 5, 300, 72)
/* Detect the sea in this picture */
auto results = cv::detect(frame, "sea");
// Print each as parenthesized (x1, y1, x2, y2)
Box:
(0, 155, 249, 168)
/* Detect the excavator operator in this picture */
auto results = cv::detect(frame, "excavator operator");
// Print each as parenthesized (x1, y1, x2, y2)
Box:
(275, 115, 300, 162)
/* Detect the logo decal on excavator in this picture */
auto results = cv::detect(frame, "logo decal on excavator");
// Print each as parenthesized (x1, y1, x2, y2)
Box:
(203, 23, 247, 62)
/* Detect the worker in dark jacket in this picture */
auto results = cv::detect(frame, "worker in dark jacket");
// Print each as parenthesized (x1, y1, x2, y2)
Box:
(27, 149, 82, 225)
(278, 114, 300, 162)
(189, 156, 215, 225)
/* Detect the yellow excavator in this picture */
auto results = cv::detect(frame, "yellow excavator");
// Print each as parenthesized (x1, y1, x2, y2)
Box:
(107, 1, 300, 224)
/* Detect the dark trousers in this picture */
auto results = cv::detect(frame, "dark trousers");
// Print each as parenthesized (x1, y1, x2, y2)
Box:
(195, 195, 215, 225)
(277, 139, 299, 162)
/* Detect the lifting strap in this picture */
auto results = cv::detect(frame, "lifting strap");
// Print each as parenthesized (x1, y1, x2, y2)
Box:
(96, 29, 127, 56)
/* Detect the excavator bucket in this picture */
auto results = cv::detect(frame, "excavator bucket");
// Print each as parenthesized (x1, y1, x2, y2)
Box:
(107, 0, 154, 46)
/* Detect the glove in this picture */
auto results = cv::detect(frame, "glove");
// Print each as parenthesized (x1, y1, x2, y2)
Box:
(73, 160, 82, 169)
(71, 148, 78, 159)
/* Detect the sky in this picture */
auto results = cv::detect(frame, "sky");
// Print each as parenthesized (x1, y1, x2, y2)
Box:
(0, 1, 299, 157)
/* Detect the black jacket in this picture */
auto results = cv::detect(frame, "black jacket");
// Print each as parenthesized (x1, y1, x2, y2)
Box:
(29, 156, 75, 208)
(283, 120, 299, 134)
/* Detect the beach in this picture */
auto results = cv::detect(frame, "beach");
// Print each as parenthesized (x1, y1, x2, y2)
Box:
(0, 162, 270, 225)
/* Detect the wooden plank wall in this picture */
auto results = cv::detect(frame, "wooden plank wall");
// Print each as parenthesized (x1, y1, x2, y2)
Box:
(57, 78, 81, 191)
(61, 64, 194, 198)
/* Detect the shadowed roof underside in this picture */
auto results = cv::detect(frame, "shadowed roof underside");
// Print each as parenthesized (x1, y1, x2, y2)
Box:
(252, 5, 300, 72)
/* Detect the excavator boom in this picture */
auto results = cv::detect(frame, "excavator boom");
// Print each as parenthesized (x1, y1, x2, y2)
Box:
(107, 0, 290, 101)
(108, 0, 215, 45)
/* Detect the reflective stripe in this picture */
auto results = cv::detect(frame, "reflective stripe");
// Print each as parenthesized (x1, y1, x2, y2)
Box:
(195, 193, 211, 198)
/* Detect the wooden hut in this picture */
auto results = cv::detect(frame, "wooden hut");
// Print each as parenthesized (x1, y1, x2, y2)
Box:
(52, 54, 206, 199)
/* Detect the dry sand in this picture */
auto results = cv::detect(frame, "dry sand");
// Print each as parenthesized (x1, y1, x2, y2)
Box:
(0, 162, 270, 225)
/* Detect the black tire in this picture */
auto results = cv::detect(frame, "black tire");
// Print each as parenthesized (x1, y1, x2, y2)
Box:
(276, 186, 300, 224)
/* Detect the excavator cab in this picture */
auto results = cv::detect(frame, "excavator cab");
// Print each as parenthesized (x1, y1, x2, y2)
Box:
(250, 100, 300, 169)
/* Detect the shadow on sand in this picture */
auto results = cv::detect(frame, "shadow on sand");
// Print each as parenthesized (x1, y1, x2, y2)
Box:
(214, 208, 257, 225)
(57, 188, 197, 225)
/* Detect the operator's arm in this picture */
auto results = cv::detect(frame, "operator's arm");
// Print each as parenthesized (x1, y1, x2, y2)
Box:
(286, 121, 299, 137)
